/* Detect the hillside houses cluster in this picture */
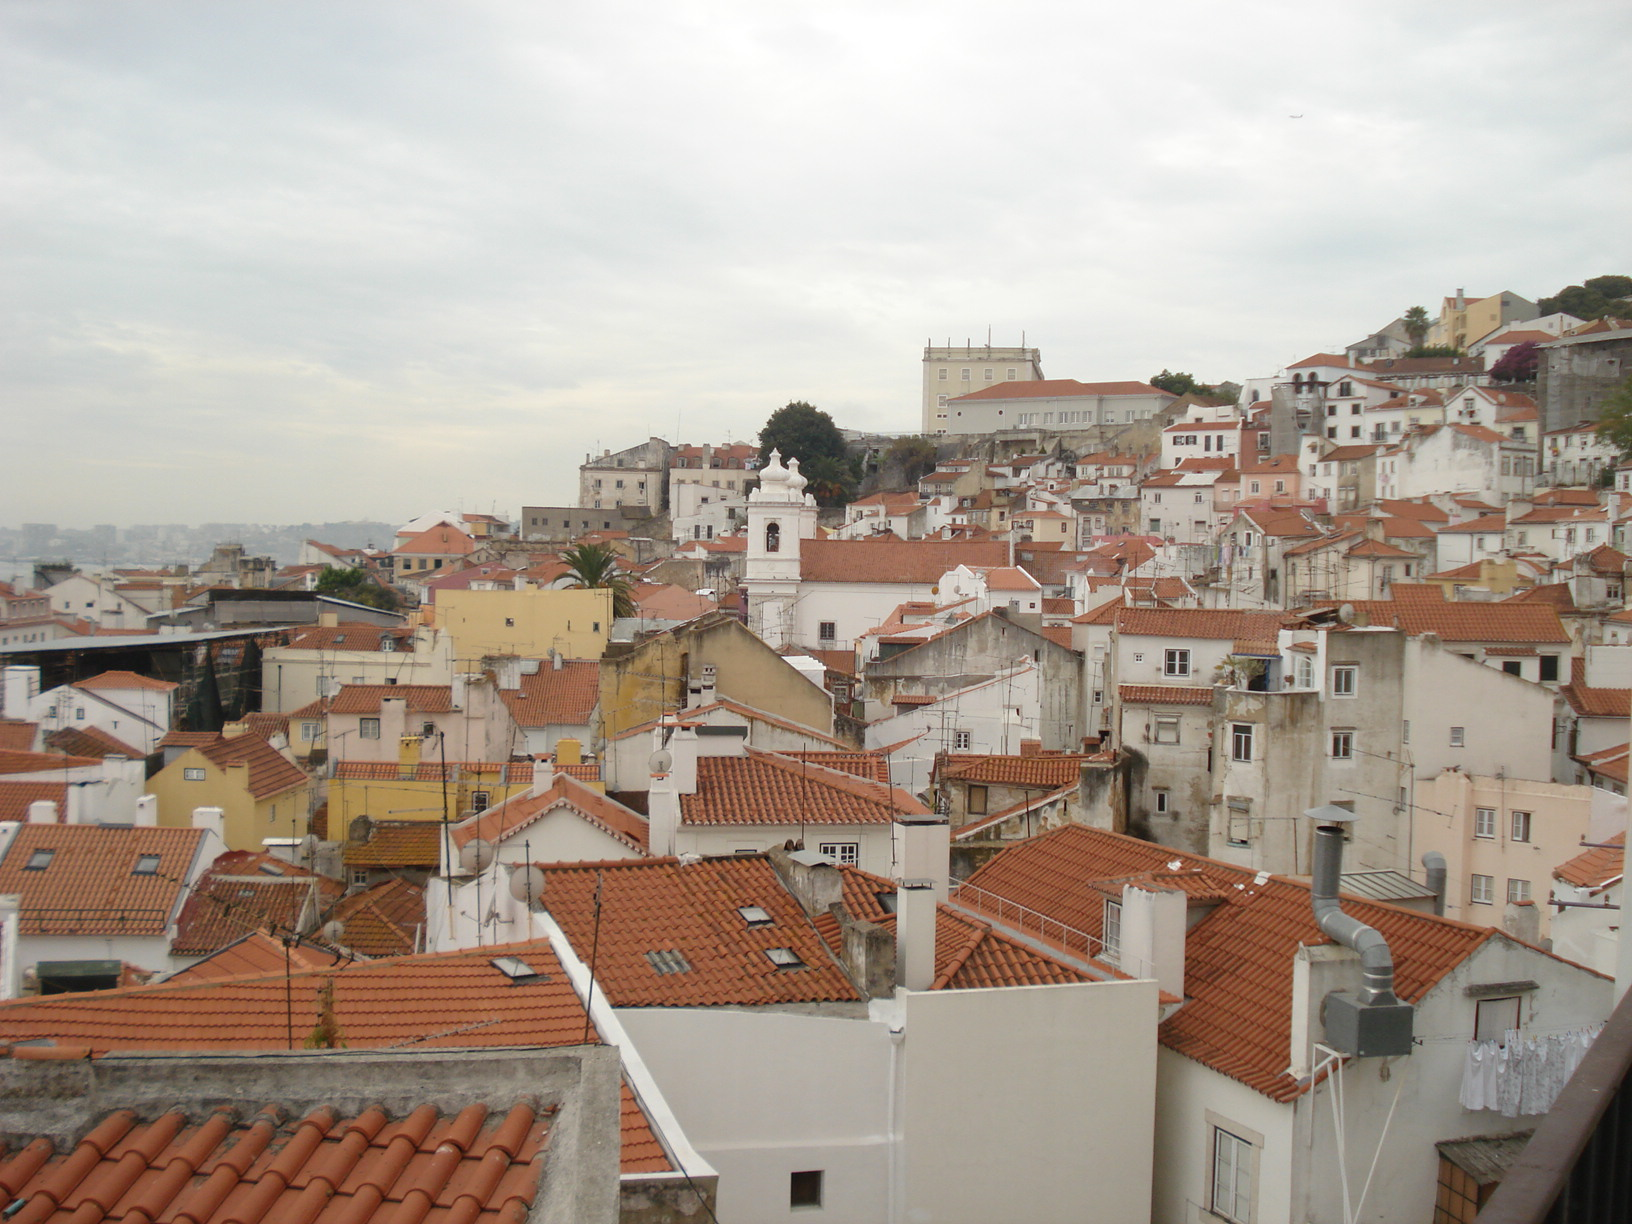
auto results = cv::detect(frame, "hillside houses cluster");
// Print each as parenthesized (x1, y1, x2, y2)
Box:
(0, 306, 1630, 1220)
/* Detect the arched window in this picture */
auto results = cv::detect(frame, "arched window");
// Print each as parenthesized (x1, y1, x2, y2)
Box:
(765, 521, 781, 553)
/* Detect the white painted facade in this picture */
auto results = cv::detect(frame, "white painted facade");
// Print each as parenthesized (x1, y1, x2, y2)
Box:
(3, 667, 174, 756)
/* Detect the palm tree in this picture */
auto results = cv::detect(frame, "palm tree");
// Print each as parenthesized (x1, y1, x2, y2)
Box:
(1403, 305, 1430, 348)
(561, 542, 636, 619)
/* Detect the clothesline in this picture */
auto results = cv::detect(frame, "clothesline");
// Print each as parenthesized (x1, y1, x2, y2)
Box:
(1459, 1025, 1601, 1117)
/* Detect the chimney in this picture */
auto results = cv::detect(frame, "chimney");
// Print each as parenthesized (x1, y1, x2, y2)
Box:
(647, 726, 699, 858)
(550, 649, 562, 671)
(1018, 739, 1042, 758)
(318, 610, 339, 627)
(530, 754, 556, 797)
(26, 800, 58, 824)
(1305, 805, 1414, 1057)
(687, 664, 718, 710)
(495, 658, 522, 691)
(1421, 851, 1447, 916)
(1117, 883, 1186, 998)
(556, 738, 583, 766)
(0, 896, 19, 1000)
(134, 795, 158, 827)
(192, 806, 225, 842)
(893, 812, 949, 993)
(222, 721, 249, 739)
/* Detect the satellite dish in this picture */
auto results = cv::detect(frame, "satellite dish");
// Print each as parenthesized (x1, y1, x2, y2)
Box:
(649, 749, 673, 776)
(460, 838, 495, 874)
(509, 865, 546, 907)
(322, 920, 345, 943)
(1338, 603, 1356, 623)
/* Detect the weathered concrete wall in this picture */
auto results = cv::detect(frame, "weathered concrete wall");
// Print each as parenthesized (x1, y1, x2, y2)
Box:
(1539, 332, 1632, 432)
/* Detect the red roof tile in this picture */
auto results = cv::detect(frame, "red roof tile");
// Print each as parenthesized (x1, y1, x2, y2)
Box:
(1555, 832, 1623, 893)
(452, 776, 649, 855)
(342, 822, 445, 868)
(939, 753, 1095, 789)
(0, 750, 102, 775)
(798, 539, 1011, 584)
(0, 782, 68, 822)
(0, 824, 207, 936)
(1337, 592, 1570, 644)
(329, 685, 455, 714)
(1118, 684, 1215, 706)
(958, 825, 1502, 1102)
(333, 761, 530, 783)
(172, 851, 342, 956)
(281, 623, 414, 652)
(164, 930, 337, 984)
(497, 661, 599, 728)
(73, 670, 178, 693)
(1116, 608, 1292, 641)
(0, 721, 37, 752)
(43, 727, 155, 761)
(680, 750, 929, 826)
(191, 732, 310, 801)
(329, 878, 427, 957)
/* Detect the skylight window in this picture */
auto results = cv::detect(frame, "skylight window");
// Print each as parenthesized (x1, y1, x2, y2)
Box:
(645, 949, 692, 975)
(24, 849, 55, 871)
(133, 854, 161, 875)
(490, 956, 547, 982)
(738, 905, 774, 928)
(766, 948, 805, 970)
(258, 863, 284, 876)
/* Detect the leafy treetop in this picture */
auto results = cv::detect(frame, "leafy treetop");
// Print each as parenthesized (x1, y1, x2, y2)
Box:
(758, 401, 859, 506)
(1489, 341, 1540, 383)
(1538, 276, 1632, 322)
(1402, 306, 1430, 347)
(1592, 375, 1632, 458)
(315, 565, 399, 612)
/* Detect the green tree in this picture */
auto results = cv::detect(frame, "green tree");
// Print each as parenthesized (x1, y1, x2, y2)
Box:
(1402, 305, 1430, 347)
(1593, 374, 1632, 457)
(561, 542, 636, 619)
(1404, 343, 1464, 359)
(1489, 340, 1540, 383)
(884, 435, 940, 484)
(758, 401, 859, 505)
(315, 565, 399, 612)
(1538, 276, 1632, 321)
(1149, 370, 1208, 397)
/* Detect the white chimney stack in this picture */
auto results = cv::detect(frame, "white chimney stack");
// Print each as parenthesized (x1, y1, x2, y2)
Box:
(134, 795, 158, 827)
(192, 806, 226, 841)
(893, 812, 949, 992)
(26, 800, 58, 825)
(530, 755, 556, 797)
(1118, 883, 1186, 998)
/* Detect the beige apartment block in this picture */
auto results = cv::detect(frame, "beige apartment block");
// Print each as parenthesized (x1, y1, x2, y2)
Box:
(921, 342, 1043, 433)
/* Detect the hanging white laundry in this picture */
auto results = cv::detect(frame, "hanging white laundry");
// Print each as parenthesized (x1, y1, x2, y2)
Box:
(1460, 1024, 1605, 1117)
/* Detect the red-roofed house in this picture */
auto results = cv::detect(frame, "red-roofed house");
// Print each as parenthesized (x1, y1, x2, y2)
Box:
(146, 727, 316, 853)
(260, 616, 453, 713)
(957, 822, 1612, 1224)
(1376, 422, 1537, 505)
(1, 665, 176, 756)
(1552, 832, 1625, 975)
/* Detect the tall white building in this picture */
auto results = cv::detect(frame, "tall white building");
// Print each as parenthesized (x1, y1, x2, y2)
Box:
(922, 341, 1043, 433)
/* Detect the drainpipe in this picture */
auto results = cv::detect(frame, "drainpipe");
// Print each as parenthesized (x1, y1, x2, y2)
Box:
(1421, 851, 1447, 917)
(1307, 805, 1399, 1006)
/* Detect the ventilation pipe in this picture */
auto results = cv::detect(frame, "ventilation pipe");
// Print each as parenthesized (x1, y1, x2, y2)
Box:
(1421, 851, 1447, 917)
(1305, 804, 1414, 1057)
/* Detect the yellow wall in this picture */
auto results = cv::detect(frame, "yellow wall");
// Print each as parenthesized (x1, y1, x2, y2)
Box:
(327, 771, 533, 830)
(599, 614, 834, 743)
(437, 588, 613, 668)
(149, 751, 315, 852)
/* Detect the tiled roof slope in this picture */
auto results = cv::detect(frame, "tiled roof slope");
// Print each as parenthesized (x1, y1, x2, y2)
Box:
(452, 776, 649, 854)
(957, 825, 1502, 1102)
(938, 753, 1095, 789)
(1118, 685, 1214, 706)
(165, 931, 338, 984)
(0, 824, 206, 936)
(329, 685, 455, 714)
(329, 878, 426, 957)
(343, 822, 444, 868)
(775, 750, 892, 785)
(74, 670, 178, 692)
(334, 760, 531, 783)
(172, 852, 341, 956)
(680, 750, 929, 826)
(192, 733, 308, 800)
(497, 660, 599, 727)
(1116, 608, 1292, 640)
(537, 856, 862, 1007)
(1335, 589, 1570, 643)
(1555, 832, 1624, 892)
(798, 538, 1011, 584)
(1561, 658, 1630, 719)
(0, 721, 36, 752)
(0, 1098, 552, 1224)
(282, 623, 412, 651)
(43, 725, 145, 759)
(0, 782, 68, 822)
(0, 750, 102, 775)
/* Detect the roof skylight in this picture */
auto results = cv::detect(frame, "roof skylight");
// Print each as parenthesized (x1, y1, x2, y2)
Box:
(765, 948, 805, 970)
(738, 905, 773, 928)
(644, 949, 692, 975)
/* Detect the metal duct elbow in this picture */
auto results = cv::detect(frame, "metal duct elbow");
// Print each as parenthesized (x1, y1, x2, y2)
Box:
(1421, 851, 1447, 917)
(1310, 820, 1399, 1007)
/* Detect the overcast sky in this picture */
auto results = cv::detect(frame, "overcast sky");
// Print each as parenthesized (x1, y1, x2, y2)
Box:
(4, 1, 1629, 530)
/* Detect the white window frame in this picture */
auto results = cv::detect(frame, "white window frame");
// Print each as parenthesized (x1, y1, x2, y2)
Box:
(1209, 1120, 1258, 1224)
(1474, 807, 1496, 839)
(1330, 730, 1353, 760)
(1164, 649, 1191, 678)
(953, 730, 971, 751)
(1450, 726, 1465, 747)
(359, 717, 382, 740)
(1331, 665, 1357, 697)
(1153, 788, 1170, 814)
(1230, 723, 1254, 763)
(1507, 877, 1531, 904)
(183, 767, 206, 782)
(1471, 873, 1494, 905)
(1153, 717, 1180, 745)
(1102, 899, 1122, 965)
(817, 841, 860, 866)
(1510, 810, 1531, 842)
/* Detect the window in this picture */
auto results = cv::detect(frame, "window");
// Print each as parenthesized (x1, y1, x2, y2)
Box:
(1102, 899, 1122, 965)
(471, 791, 491, 812)
(818, 841, 859, 866)
(818, 621, 836, 642)
(938, 368, 947, 381)
(1231, 723, 1254, 763)
(1153, 716, 1180, 745)
(1475, 808, 1496, 838)
(1164, 649, 1191, 677)
(1212, 1127, 1255, 1223)
(184, 767, 206, 781)
(1476, 995, 1521, 1043)
(984, 368, 994, 381)
(766, 947, 806, 969)
(1510, 810, 1531, 842)
(1507, 877, 1531, 903)
(961, 368, 971, 381)
(1153, 788, 1170, 813)
(737, 906, 774, 928)
(1450, 726, 1465, 747)
(1539, 655, 1559, 683)
(1331, 665, 1357, 696)
(968, 785, 988, 816)
(1502, 660, 1522, 676)
(1402, 719, 1410, 744)
(24, 849, 55, 871)
(359, 718, 381, 740)
(132, 854, 160, 875)
(790, 1170, 824, 1209)
(1330, 730, 1353, 760)
(1007, 368, 1017, 379)
(1297, 655, 1314, 687)
(301, 721, 320, 742)
(765, 521, 780, 553)
(350, 869, 370, 887)
(1471, 873, 1494, 905)
(953, 730, 971, 751)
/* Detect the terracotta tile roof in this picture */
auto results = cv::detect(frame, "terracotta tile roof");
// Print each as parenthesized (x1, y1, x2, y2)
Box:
(1337, 593, 1570, 644)
(1555, 831, 1624, 893)
(1505, 583, 1578, 610)
(0, 721, 36, 752)
(452, 776, 649, 855)
(1561, 657, 1630, 719)
(1118, 684, 1215, 706)
(0, 782, 68, 822)
(73, 670, 178, 692)
(390, 525, 477, 556)
(958, 825, 1500, 1101)
(1041, 625, 1074, 648)
(1288, 353, 1353, 368)
(343, 822, 445, 868)
(192, 733, 310, 801)
(1435, 513, 1510, 535)
(1237, 506, 1323, 538)
(1319, 444, 1382, 462)
(680, 750, 929, 826)
(1071, 596, 1125, 625)
(171, 851, 341, 956)
(157, 731, 218, 750)
(1573, 742, 1628, 786)
(0, 1094, 555, 1223)
(329, 684, 455, 714)
(798, 538, 1011, 584)
(0, 749, 102, 775)
(164, 929, 337, 984)
(538, 856, 862, 1007)
(986, 566, 1042, 591)
(938, 753, 1094, 789)
(41, 725, 144, 759)
(281, 623, 413, 652)
(329, 878, 426, 957)
(1346, 537, 1419, 559)
(239, 711, 290, 742)
(1116, 608, 1292, 641)
(497, 661, 599, 728)
(0, 824, 206, 936)
(333, 760, 530, 782)
(775, 750, 893, 786)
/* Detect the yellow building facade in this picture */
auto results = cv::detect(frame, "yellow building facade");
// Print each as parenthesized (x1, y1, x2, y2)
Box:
(436, 588, 613, 669)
